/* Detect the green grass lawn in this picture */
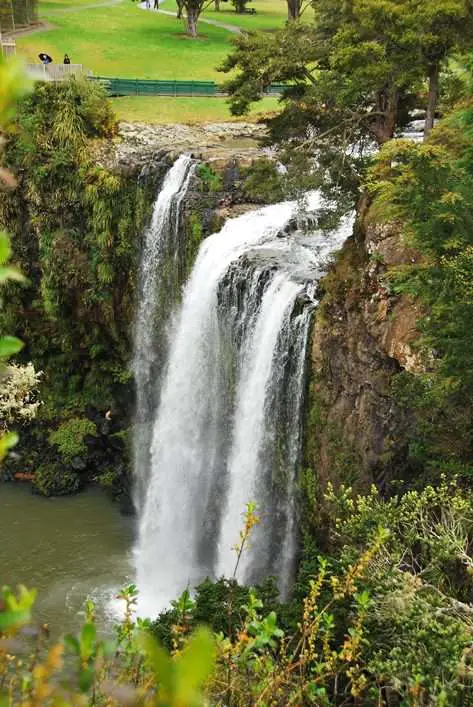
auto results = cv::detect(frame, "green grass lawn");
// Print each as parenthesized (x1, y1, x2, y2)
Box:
(176, 0, 289, 31)
(21, 1, 232, 79)
(24, 0, 290, 79)
(18, 0, 287, 120)
(110, 95, 280, 122)
(39, 0, 103, 9)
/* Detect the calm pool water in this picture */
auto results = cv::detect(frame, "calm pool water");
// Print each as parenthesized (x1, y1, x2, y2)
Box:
(0, 484, 135, 635)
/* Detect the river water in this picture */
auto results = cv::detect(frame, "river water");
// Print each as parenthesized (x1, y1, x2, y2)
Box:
(0, 484, 134, 635)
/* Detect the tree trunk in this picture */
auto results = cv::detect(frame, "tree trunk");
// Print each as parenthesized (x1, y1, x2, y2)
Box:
(214, 0, 220, 11)
(287, 0, 299, 21)
(425, 62, 440, 138)
(186, 6, 198, 36)
(371, 87, 399, 145)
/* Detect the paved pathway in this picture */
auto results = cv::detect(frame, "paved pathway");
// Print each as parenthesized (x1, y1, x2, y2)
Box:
(138, 0, 243, 33)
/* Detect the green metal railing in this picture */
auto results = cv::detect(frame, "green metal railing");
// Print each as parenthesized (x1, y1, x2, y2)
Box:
(89, 76, 287, 97)
(90, 77, 219, 97)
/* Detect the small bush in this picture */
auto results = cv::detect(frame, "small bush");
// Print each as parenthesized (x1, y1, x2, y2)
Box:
(241, 158, 285, 203)
(49, 417, 96, 461)
(33, 462, 81, 496)
(197, 164, 222, 193)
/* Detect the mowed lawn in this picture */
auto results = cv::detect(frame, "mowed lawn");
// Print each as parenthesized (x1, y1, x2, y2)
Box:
(21, 0, 289, 79)
(174, 0, 290, 31)
(20, 1, 232, 80)
(18, 0, 288, 121)
(111, 95, 280, 122)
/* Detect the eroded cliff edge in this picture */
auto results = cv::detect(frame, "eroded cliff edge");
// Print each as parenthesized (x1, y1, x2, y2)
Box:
(306, 200, 425, 496)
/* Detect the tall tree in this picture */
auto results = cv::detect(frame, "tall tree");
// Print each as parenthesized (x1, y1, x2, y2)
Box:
(180, 0, 213, 37)
(221, 0, 421, 145)
(222, 0, 473, 145)
(410, 0, 473, 135)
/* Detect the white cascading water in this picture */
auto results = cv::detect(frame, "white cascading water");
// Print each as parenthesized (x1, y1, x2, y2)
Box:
(133, 164, 353, 616)
(133, 155, 195, 507)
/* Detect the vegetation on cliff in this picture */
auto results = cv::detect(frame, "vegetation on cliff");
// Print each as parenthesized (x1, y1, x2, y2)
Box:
(366, 90, 473, 485)
(0, 76, 156, 499)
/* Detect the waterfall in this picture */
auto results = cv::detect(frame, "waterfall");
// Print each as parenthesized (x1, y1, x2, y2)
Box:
(134, 183, 353, 617)
(133, 155, 195, 507)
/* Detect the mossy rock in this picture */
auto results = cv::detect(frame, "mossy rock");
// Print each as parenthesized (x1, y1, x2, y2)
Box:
(33, 463, 81, 497)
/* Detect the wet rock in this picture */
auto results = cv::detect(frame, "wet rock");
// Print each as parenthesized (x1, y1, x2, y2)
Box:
(71, 456, 87, 471)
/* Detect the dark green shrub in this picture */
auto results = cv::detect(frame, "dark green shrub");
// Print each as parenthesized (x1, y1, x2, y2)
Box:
(240, 158, 284, 203)
(33, 462, 81, 496)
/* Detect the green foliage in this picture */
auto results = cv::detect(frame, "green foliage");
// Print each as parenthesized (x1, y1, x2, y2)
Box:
(4, 481, 473, 704)
(220, 0, 473, 211)
(32, 462, 81, 496)
(196, 164, 222, 194)
(0, 77, 154, 417)
(240, 158, 284, 203)
(0, 59, 29, 465)
(367, 96, 473, 473)
(48, 417, 97, 461)
(151, 576, 280, 649)
(0, 58, 30, 126)
(0, 77, 156, 496)
(0, 585, 36, 632)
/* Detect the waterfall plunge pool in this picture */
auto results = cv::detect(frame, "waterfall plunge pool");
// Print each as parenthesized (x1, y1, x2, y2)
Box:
(0, 484, 134, 635)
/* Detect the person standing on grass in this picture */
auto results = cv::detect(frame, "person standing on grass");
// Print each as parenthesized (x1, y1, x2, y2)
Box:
(153, 0, 159, 9)
(146, 0, 150, 7)
(63, 54, 71, 65)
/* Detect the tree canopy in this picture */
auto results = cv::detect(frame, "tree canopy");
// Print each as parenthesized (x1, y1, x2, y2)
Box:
(221, 0, 473, 145)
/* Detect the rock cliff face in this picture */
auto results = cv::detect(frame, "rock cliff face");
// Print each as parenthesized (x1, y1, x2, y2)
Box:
(307, 202, 424, 493)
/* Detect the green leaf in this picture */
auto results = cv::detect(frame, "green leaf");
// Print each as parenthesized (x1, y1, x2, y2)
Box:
(138, 631, 174, 695)
(0, 432, 19, 461)
(175, 627, 215, 702)
(0, 233, 11, 266)
(0, 266, 24, 284)
(80, 622, 96, 660)
(0, 607, 30, 631)
(63, 634, 81, 656)
(78, 666, 95, 693)
(0, 336, 23, 358)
